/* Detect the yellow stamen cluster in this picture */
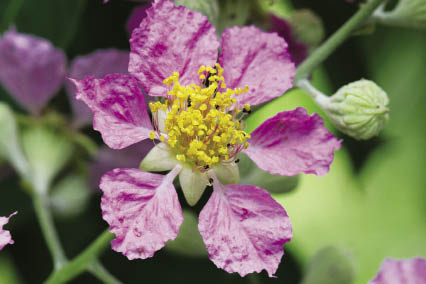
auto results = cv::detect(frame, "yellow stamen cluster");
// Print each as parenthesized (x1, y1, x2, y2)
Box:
(149, 63, 251, 171)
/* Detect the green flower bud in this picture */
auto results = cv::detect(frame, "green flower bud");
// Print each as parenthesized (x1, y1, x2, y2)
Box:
(374, 0, 426, 30)
(318, 79, 389, 140)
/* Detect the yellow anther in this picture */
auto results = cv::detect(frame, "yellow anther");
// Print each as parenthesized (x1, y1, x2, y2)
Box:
(176, 154, 186, 162)
(158, 63, 250, 169)
(244, 104, 251, 111)
(149, 131, 156, 140)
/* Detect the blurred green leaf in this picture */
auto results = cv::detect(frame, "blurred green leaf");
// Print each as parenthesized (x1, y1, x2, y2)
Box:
(0, 103, 28, 176)
(50, 174, 91, 218)
(165, 210, 207, 258)
(0, 255, 22, 284)
(301, 246, 355, 284)
(238, 153, 299, 194)
(261, 28, 426, 284)
(21, 126, 73, 194)
(175, 0, 219, 27)
(12, 0, 86, 49)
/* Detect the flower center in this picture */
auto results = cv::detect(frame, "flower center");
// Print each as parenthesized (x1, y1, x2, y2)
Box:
(149, 63, 251, 171)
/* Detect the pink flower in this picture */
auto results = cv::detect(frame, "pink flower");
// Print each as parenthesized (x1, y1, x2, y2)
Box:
(369, 258, 426, 284)
(0, 28, 66, 115)
(72, 0, 340, 276)
(0, 212, 17, 251)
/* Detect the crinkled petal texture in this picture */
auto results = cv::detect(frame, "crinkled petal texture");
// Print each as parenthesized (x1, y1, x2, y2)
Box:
(129, 0, 219, 97)
(71, 74, 153, 149)
(244, 108, 341, 176)
(219, 26, 295, 106)
(0, 212, 17, 250)
(369, 258, 426, 284)
(198, 181, 292, 277)
(100, 167, 183, 259)
(90, 140, 154, 189)
(66, 49, 130, 127)
(0, 28, 66, 114)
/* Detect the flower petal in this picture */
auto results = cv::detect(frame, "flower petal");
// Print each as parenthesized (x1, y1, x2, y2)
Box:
(139, 142, 178, 172)
(0, 28, 66, 114)
(0, 211, 17, 250)
(66, 49, 130, 127)
(126, 5, 149, 36)
(244, 108, 341, 176)
(198, 179, 292, 277)
(90, 139, 154, 189)
(369, 258, 426, 284)
(179, 165, 208, 206)
(219, 26, 295, 106)
(71, 74, 153, 149)
(267, 14, 308, 66)
(100, 166, 183, 259)
(129, 0, 219, 97)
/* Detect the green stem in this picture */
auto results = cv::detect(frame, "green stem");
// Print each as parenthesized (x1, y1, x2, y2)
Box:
(0, 0, 25, 32)
(295, 0, 386, 81)
(33, 193, 67, 270)
(44, 230, 114, 284)
(89, 261, 122, 284)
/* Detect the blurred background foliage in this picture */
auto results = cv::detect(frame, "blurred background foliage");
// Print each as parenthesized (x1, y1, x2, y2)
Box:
(0, 0, 425, 283)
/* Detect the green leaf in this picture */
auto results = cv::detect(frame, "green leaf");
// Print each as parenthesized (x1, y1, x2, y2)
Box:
(271, 28, 426, 284)
(12, 0, 86, 49)
(301, 246, 355, 284)
(21, 126, 73, 194)
(0, 103, 28, 176)
(0, 255, 22, 284)
(238, 153, 299, 194)
(50, 174, 91, 218)
(165, 210, 208, 258)
(174, 0, 219, 27)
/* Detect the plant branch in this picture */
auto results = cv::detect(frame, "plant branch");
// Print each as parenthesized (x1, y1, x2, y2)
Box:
(44, 230, 114, 284)
(89, 261, 122, 284)
(33, 193, 67, 270)
(295, 0, 387, 81)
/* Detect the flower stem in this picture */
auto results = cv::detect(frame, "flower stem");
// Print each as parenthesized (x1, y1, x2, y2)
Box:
(33, 193, 67, 270)
(294, 0, 386, 81)
(89, 261, 122, 284)
(44, 230, 114, 284)
(296, 79, 330, 108)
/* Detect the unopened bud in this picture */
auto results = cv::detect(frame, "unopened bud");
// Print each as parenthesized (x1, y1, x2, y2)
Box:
(319, 79, 389, 140)
(374, 0, 426, 30)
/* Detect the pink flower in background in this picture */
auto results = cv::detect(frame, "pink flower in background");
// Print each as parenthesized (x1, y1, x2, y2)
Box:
(72, 0, 341, 277)
(369, 258, 426, 284)
(0, 28, 66, 115)
(0, 212, 17, 251)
